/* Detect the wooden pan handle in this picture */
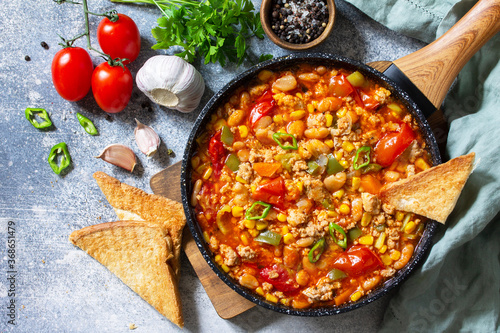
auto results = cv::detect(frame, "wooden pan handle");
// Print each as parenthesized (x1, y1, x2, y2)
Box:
(393, 0, 500, 108)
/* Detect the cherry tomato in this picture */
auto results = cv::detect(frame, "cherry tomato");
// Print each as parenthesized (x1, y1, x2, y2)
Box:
(251, 176, 286, 209)
(208, 131, 226, 178)
(249, 90, 276, 127)
(332, 245, 383, 277)
(374, 123, 416, 167)
(91, 62, 133, 113)
(51, 47, 93, 102)
(97, 14, 141, 64)
(259, 264, 299, 295)
(329, 74, 353, 97)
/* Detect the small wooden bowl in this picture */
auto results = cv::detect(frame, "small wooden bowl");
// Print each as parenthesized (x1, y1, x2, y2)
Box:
(260, 0, 335, 51)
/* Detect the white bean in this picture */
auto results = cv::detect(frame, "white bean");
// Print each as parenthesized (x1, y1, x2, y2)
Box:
(191, 179, 202, 206)
(324, 172, 347, 192)
(273, 75, 297, 92)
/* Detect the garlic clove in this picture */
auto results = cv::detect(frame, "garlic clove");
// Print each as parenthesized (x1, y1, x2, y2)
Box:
(134, 118, 160, 157)
(96, 144, 136, 172)
(136, 55, 205, 113)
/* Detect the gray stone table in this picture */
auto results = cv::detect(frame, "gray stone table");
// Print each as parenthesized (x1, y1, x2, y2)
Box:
(0, 0, 425, 331)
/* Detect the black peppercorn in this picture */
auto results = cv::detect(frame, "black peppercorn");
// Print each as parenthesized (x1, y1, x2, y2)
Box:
(25, 55, 31, 61)
(41, 41, 49, 50)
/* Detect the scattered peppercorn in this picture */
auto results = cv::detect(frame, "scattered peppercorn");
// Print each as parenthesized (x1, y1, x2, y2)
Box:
(41, 41, 49, 50)
(270, 0, 329, 44)
(25, 55, 31, 61)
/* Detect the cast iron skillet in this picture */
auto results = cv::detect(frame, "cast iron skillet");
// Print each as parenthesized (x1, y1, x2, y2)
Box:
(180, 1, 500, 316)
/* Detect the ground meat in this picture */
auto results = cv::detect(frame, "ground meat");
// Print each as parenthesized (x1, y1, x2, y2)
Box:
(381, 268, 396, 277)
(373, 87, 391, 104)
(278, 94, 304, 109)
(236, 162, 253, 183)
(302, 278, 341, 302)
(361, 192, 381, 214)
(297, 220, 327, 238)
(304, 179, 329, 203)
(306, 113, 326, 127)
(331, 115, 352, 136)
(292, 160, 308, 172)
(236, 245, 257, 261)
(262, 282, 273, 292)
(406, 164, 416, 177)
(220, 244, 240, 267)
(209, 236, 219, 251)
(382, 203, 395, 215)
(249, 83, 269, 98)
(287, 208, 308, 226)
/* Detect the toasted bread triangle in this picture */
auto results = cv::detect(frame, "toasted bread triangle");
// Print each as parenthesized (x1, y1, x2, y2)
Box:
(92, 171, 185, 279)
(69, 221, 184, 328)
(379, 152, 475, 223)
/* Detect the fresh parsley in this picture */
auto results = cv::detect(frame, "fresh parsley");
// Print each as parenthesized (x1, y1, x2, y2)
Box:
(111, 0, 272, 66)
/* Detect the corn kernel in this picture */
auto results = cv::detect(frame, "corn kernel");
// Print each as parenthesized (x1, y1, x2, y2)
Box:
(395, 211, 405, 221)
(203, 167, 213, 180)
(296, 181, 303, 193)
(350, 291, 362, 302)
(390, 250, 401, 261)
(203, 231, 210, 243)
(258, 70, 273, 82)
(277, 128, 287, 134)
(265, 294, 278, 303)
(374, 232, 386, 249)
(290, 110, 306, 120)
(280, 298, 291, 306)
(381, 253, 392, 265)
(221, 264, 230, 273)
(214, 119, 227, 131)
(327, 211, 338, 218)
(339, 204, 350, 214)
(255, 287, 264, 296)
(415, 158, 430, 171)
(295, 92, 303, 99)
(240, 234, 249, 245)
(238, 125, 249, 138)
(351, 177, 361, 190)
(249, 229, 260, 237)
(325, 114, 334, 127)
(335, 151, 343, 160)
(333, 189, 344, 200)
(359, 235, 374, 245)
(307, 103, 315, 113)
(325, 139, 334, 148)
(251, 185, 256, 193)
(379, 245, 388, 254)
(273, 114, 283, 124)
(244, 219, 256, 229)
(215, 254, 223, 264)
(235, 176, 247, 184)
(283, 233, 295, 245)
(256, 220, 269, 230)
(361, 212, 372, 226)
(404, 221, 417, 234)
(342, 141, 355, 153)
(336, 108, 347, 118)
(277, 213, 287, 222)
(339, 160, 349, 169)
(282, 226, 289, 234)
(232, 206, 244, 217)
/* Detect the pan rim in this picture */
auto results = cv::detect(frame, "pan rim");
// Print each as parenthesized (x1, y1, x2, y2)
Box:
(181, 52, 441, 316)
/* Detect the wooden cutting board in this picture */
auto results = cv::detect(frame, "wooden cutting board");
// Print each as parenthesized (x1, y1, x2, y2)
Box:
(150, 0, 499, 319)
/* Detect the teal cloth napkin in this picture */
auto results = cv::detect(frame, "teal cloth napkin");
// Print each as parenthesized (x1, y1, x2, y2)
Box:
(344, 0, 500, 332)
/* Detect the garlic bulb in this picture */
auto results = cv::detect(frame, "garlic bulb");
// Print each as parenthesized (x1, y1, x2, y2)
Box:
(134, 119, 160, 157)
(136, 55, 205, 113)
(96, 144, 136, 172)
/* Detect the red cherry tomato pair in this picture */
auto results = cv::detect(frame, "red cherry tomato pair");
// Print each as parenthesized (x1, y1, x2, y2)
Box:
(51, 14, 140, 113)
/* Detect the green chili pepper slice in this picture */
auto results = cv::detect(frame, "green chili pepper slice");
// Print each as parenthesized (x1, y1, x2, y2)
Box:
(254, 230, 282, 246)
(308, 237, 325, 263)
(225, 153, 240, 172)
(272, 132, 298, 150)
(326, 154, 344, 174)
(353, 146, 371, 170)
(76, 112, 98, 135)
(221, 125, 234, 146)
(48, 142, 71, 175)
(245, 201, 272, 220)
(328, 268, 347, 281)
(25, 108, 52, 129)
(361, 163, 383, 174)
(329, 222, 347, 249)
